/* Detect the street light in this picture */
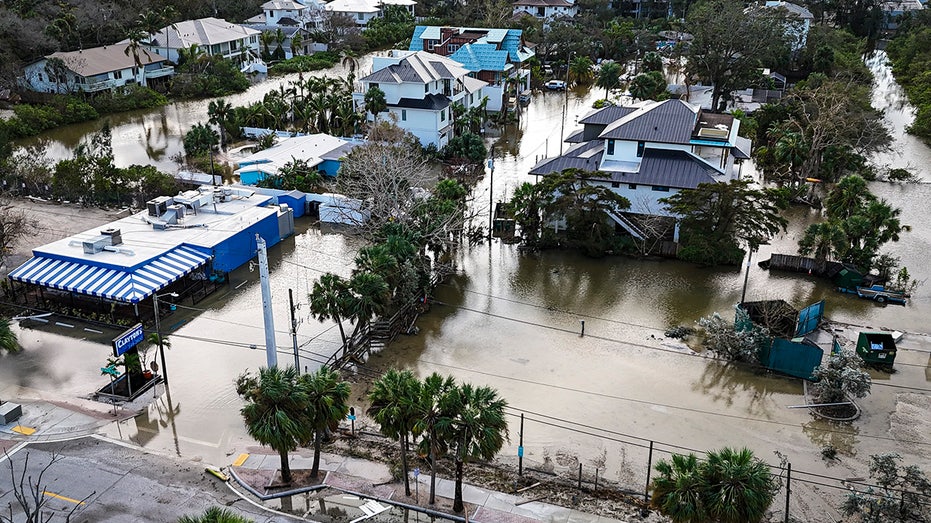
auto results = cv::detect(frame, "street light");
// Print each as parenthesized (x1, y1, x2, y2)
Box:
(153, 291, 179, 385)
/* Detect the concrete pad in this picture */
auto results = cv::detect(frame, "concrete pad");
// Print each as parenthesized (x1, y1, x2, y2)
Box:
(337, 455, 392, 482)
(473, 506, 541, 523)
(232, 453, 249, 466)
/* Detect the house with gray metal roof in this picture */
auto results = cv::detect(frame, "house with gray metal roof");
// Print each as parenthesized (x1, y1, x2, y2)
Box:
(530, 99, 752, 240)
(354, 50, 487, 147)
(409, 26, 534, 112)
(512, 0, 578, 21)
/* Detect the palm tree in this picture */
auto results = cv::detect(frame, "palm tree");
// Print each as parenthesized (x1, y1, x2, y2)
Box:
(568, 55, 594, 86)
(308, 273, 351, 350)
(235, 366, 313, 484)
(354, 245, 400, 290)
(299, 366, 350, 478)
(442, 383, 509, 513)
(259, 31, 275, 61)
(651, 448, 777, 523)
(596, 60, 622, 99)
(367, 369, 422, 496)
(207, 99, 233, 150)
(346, 272, 391, 337)
(650, 453, 704, 523)
(0, 317, 20, 354)
(413, 373, 457, 505)
(364, 86, 387, 123)
(291, 32, 303, 57)
(702, 447, 777, 523)
(124, 28, 148, 87)
(177, 506, 253, 523)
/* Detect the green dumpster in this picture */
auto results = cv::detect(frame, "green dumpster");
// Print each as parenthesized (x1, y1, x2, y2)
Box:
(856, 331, 897, 367)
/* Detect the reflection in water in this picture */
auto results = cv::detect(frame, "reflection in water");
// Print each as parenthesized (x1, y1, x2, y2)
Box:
(802, 419, 860, 457)
(692, 360, 801, 414)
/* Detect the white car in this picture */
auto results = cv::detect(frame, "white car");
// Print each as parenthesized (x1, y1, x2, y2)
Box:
(545, 80, 566, 90)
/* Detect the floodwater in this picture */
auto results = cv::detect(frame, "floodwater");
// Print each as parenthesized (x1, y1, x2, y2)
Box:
(2, 51, 930, 521)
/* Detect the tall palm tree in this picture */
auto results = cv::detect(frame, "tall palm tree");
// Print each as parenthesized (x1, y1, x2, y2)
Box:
(354, 245, 400, 290)
(207, 99, 233, 150)
(124, 28, 148, 87)
(299, 366, 350, 478)
(442, 383, 509, 513)
(0, 317, 20, 354)
(308, 273, 351, 350)
(367, 369, 422, 496)
(291, 32, 303, 57)
(235, 366, 313, 484)
(413, 373, 457, 505)
(346, 272, 391, 337)
(568, 55, 594, 86)
(596, 61, 622, 98)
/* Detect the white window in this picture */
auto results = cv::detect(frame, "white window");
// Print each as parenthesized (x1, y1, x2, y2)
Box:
(113, 70, 123, 79)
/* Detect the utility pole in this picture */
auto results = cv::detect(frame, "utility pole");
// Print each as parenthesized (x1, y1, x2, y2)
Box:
(488, 146, 494, 242)
(256, 234, 277, 368)
(289, 288, 300, 372)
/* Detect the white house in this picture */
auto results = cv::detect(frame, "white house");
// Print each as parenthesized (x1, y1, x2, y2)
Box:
(529, 99, 752, 240)
(512, 0, 578, 21)
(763, 1, 814, 51)
(250, 0, 310, 26)
(354, 50, 488, 148)
(235, 134, 360, 184)
(141, 18, 264, 72)
(21, 44, 173, 93)
(324, 0, 416, 26)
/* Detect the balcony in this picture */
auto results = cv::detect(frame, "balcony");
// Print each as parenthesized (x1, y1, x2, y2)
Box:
(144, 66, 174, 79)
(83, 79, 117, 92)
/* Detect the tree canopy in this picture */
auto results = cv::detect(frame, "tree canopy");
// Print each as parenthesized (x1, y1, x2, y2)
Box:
(686, 0, 794, 111)
(661, 179, 789, 266)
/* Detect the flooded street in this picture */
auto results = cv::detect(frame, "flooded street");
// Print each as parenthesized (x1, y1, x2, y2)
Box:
(2, 51, 930, 521)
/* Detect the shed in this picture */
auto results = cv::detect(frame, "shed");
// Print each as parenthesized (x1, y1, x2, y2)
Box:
(856, 331, 897, 367)
(833, 266, 864, 291)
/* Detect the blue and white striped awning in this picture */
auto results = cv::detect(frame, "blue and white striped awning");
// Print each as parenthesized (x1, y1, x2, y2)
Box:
(8, 246, 212, 304)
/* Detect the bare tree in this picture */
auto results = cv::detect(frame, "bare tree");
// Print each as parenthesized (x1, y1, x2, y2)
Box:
(333, 124, 433, 238)
(630, 196, 677, 256)
(0, 197, 33, 270)
(2, 450, 94, 523)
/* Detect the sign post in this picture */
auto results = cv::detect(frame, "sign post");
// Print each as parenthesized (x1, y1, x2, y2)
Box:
(348, 407, 356, 436)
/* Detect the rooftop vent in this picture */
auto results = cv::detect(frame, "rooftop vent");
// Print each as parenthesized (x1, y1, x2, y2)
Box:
(697, 127, 730, 140)
(100, 228, 122, 246)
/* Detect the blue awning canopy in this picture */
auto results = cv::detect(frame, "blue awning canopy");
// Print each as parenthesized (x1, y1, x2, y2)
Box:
(8, 246, 212, 304)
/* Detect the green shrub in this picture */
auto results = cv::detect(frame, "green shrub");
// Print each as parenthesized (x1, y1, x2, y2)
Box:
(268, 51, 340, 74)
(6, 97, 98, 138)
(90, 85, 168, 113)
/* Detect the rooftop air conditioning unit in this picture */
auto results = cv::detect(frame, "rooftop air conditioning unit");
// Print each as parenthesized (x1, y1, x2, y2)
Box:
(100, 228, 122, 246)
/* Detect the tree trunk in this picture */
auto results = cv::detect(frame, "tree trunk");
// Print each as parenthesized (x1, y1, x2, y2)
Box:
(280, 448, 292, 484)
(453, 458, 464, 513)
(401, 433, 411, 496)
(311, 430, 322, 478)
(335, 314, 347, 348)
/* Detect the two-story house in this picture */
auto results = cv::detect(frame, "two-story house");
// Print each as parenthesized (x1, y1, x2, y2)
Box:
(529, 99, 752, 241)
(409, 26, 534, 112)
(324, 0, 416, 26)
(512, 0, 578, 22)
(22, 44, 173, 93)
(142, 17, 265, 73)
(763, 1, 813, 51)
(354, 50, 488, 147)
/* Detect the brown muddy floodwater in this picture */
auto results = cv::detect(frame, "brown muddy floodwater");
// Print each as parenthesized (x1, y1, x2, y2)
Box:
(2, 51, 930, 522)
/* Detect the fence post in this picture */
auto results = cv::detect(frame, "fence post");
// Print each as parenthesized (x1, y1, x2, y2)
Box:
(644, 440, 654, 502)
(784, 462, 791, 523)
(578, 462, 583, 490)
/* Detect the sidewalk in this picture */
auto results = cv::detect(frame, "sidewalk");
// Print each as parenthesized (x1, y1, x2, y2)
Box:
(230, 450, 644, 523)
(0, 397, 656, 522)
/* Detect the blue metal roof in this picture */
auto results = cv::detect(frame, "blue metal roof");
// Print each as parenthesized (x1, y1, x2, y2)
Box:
(9, 245, 212, 303)
(449, 43, 508, 72)
(410, 26, 428, 50)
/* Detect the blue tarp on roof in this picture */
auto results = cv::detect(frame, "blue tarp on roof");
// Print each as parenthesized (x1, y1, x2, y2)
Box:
(449, 43, 508, 72)
(9, 245, 212, 303)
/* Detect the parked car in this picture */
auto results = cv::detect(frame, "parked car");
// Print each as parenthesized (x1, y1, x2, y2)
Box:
(545, 80, 566, 90)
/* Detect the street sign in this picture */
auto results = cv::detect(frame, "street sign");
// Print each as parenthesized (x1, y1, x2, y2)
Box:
(413, 468, 420, 478)
(112, 323, 144, 357)
(518, 446, 524, 457)
(101, 365, 120, 377)
(347, 414, 356, 421)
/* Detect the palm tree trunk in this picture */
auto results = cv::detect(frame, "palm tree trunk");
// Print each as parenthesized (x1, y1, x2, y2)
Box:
(401, 433, 411, 496)
(335, 315, 348, 349)
(280, 448, 292, 484)
(453, 458, 464, 513)
(311, 430, 322, 478)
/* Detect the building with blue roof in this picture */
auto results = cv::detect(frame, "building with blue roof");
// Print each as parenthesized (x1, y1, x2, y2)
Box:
(8, 186, 294, 321)
(409, 26, 534, 112)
